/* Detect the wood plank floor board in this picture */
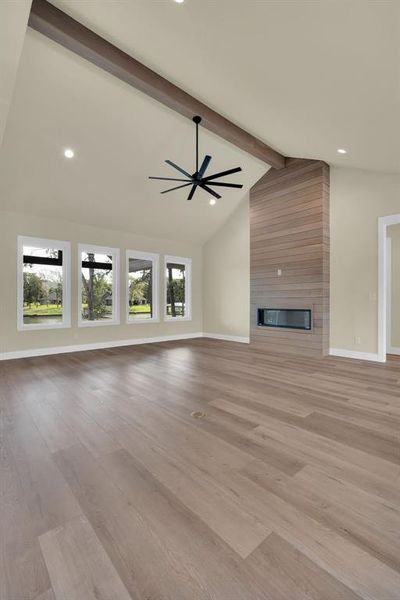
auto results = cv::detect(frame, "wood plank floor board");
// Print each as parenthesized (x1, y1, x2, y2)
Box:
(54, 443, 211, 600)
(0, 398, 80, 600)
(54, 392, 275, 557)
(232, 468, 400, 599)
(23, 395, 81, 454)
(210, 390, 400, 461)
(135, 395, 306, 475)
(1, 441, 52, 600)
(241, 459, 400, 573)
(108, 392, 252, 475)
(302, 411, 400, 464)
(39, 515, 132, 600)
(249, 423, 400, 505)
(247, 383, 400, 437)
(294, 464, 400, 537)
(101, 448, 278, 599)
(246, 532, 363, 600)
(1, 339, 399, 599)
(102, 380, 306, 475)
(1, 405, 83, 535)
(52, 397, 121, 458)
(101, 411, 272, 558)
(249, 417, 400, 481)
(32, 590, 56, 600)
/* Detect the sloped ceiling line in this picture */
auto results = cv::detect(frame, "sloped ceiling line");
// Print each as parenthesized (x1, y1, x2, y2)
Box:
(28, 0, 286, 170)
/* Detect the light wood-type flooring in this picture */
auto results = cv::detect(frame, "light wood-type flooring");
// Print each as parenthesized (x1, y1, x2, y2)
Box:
(1, 339, 400, 600)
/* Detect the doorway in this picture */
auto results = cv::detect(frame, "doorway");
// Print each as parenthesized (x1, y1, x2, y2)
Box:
(378, 214, 400, 362)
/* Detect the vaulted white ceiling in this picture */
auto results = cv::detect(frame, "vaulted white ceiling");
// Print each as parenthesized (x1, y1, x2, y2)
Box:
(1, 1, 398, 247)
(49, 0, 400, 174)
(0, 29, 267, 244)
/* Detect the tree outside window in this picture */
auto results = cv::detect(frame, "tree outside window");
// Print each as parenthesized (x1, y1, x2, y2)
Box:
(166, 262, 186, 317)
(81, 252, 114, 321)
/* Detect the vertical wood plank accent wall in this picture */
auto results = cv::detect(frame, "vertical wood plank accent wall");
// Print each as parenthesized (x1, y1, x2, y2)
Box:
(250, 158, 330, 357)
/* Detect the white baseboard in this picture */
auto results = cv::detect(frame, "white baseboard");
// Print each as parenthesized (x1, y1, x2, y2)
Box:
(0, 332, 204, 361)
(388, 346, 400, 356)
(2, 337, 390, 362)
(329, 347, 384, 362)
(203, 332, 250, 344)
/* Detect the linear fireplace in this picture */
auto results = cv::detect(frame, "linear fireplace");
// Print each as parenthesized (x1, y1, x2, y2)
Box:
(257, 308, 312, 331)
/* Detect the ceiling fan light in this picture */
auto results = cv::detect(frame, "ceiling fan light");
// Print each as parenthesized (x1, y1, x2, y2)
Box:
(209, 198, 216, 206)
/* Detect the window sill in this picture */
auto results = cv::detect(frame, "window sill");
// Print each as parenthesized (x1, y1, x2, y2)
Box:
(18, 322, 71, 332)
(164, 316, 192, 322)
(78, 319, 120, 328)
(127, 318, 160, 325)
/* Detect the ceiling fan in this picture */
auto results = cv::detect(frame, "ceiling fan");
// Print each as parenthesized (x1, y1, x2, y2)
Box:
(149, 116, 243, 202)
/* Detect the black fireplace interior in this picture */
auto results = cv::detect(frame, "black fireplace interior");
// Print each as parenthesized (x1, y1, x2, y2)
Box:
(257, 308, 312, 331)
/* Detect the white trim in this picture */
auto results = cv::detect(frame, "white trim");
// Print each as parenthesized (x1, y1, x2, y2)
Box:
(5, 336, 394, 363)
(378, 214, 400, 362)
(17, 236, 71, 331)
(329, 348, 383, 362)
(126, 250, 159, 324)
(78, 243, 120, 327)
(164, 255, 192, 321)
(0, 332, 204, 361)
(388, 346, 400, 356)
(386, 236, 392, 352)
(203, 333, 250, 344)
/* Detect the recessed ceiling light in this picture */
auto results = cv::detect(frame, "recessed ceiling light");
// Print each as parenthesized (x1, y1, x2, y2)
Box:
(174, 0, 184, 3)
(337, 148, 347, 154)
(209, 198, 216, 206)
(64, 148, 74, 158)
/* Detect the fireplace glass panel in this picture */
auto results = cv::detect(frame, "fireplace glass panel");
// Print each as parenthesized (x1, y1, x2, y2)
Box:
(257, 308, 311, 330)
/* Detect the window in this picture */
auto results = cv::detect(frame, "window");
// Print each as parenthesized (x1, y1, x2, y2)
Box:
(165, 256, 192, 320)
(17, 236, 71, 331)
(127, 251, 159, 323)
(78, 244, 119, 326)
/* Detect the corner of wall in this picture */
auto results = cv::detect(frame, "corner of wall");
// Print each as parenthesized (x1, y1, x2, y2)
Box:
(202, 195, 250, 339)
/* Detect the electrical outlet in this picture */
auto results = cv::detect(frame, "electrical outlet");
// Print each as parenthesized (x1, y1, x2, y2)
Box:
(277, 269, 282, 276)
(354, 336, 361, 345)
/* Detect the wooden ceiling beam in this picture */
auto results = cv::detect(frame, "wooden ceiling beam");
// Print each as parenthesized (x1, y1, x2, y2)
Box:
(28, 0, 286, 170)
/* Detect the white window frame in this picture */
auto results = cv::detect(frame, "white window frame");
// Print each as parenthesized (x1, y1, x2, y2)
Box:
(164, 255, 192, 321)
(17, 236, 71, 332)
(78, 243, 120, 327)
(126, 250, 160, 324)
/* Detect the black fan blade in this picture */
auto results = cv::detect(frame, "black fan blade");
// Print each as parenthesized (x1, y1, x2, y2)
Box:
(165, 160, 192, 179)
(149, 176, 191, 182)
(199, 183, 221, 199)
(197, 155, 212, 178)
(161, 182, 193, 194)
(187, 184, 198, 201)
(203, 166, 242, 182)
(206, 182, 243, 189)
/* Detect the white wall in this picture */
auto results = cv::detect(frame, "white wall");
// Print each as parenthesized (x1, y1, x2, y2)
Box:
(0, 0, 31, 147)
(330, 167, 400, 355)
(202, 197, 250, 340)
(0, 210, 202, 356)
